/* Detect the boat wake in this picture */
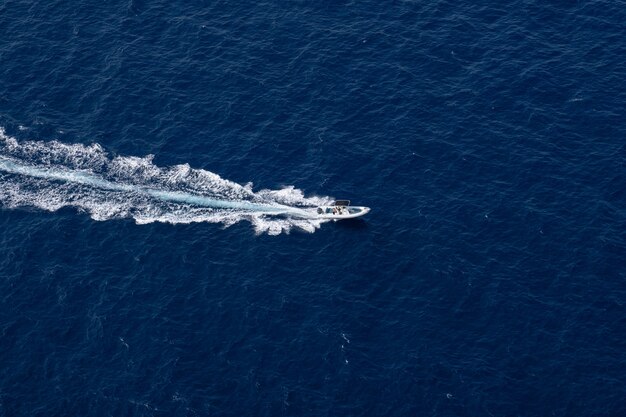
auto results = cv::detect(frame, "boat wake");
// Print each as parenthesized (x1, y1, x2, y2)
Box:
(0, 128, 332, 235)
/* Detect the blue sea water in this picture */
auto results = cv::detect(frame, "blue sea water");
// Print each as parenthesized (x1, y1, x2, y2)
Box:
(0, 0, 625, 415)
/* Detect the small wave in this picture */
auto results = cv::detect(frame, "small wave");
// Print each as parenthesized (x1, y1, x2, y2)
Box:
(0, 128, 332, 235)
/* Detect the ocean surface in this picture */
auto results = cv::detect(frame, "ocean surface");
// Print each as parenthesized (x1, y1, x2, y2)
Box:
(0, 1, 625, 415)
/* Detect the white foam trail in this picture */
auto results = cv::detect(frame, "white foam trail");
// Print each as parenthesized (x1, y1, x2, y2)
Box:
(0, 128, 331, 235)
(0, 157, 306, 213)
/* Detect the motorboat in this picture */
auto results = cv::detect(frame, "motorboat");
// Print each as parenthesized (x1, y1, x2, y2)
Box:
(315, 200, 370, 220)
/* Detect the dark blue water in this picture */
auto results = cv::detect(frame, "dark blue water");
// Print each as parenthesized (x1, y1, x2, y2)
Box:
(1, 1, 625, 415)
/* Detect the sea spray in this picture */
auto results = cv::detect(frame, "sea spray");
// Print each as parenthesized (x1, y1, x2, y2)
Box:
(0, 129, 330, 235)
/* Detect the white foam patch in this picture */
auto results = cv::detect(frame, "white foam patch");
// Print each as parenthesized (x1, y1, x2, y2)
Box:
(0, 128, 332, 235)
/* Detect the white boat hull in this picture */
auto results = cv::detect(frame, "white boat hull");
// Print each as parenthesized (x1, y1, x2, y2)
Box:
(314, 205, 370, 220)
